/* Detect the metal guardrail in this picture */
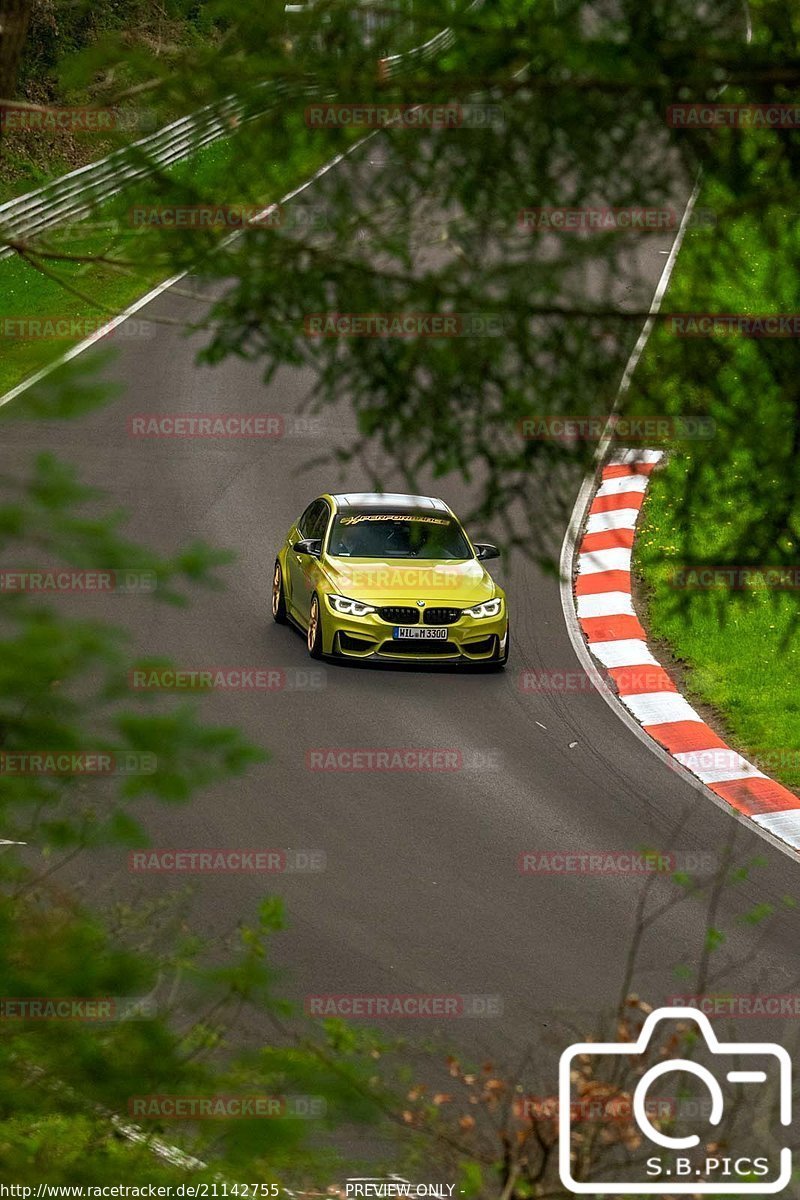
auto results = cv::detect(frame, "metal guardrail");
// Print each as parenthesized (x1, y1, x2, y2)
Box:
(0, 3, 482, 260)
(379, 0, 484, 79)
(0, 90, 283, 261)
(379, 26, 457, 78)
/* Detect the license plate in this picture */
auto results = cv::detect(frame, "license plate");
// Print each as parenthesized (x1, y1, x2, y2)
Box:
(393, 626, 448, 640)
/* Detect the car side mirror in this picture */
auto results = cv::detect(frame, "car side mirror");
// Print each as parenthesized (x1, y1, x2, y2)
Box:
(292, 538, 322, 559)
(474, 542, 500, 561)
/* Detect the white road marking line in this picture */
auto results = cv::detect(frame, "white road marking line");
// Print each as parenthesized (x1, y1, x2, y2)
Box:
(595, 474, 650, 497)
(576, 591, 636, 618)
(674, 751, 765, 785)
(612, 181, 702, 410)
(619, 691, 704, 726)
(0, 130, 380, 411)
(612, 448, 664, 465)
(557, 30, 800, 860)
(753, 810, 800, 849)
(0, 271, 187, 411)
(578, 547, 632, 575)
(553, 178, 800, 861)
(589, 639, 659, 669)
(585, 508, 641, 533)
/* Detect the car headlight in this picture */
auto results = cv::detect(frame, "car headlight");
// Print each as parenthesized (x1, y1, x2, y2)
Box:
(463, 597, 503, 619)
(328, 594, 377, 617)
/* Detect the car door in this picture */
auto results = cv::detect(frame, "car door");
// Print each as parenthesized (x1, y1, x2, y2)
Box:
(287, 499, 328, 624)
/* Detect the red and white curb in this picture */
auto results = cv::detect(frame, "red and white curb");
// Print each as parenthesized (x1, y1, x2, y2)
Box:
(574, 447, 800, 854)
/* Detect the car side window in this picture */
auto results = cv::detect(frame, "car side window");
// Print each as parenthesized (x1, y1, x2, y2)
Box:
(307, 500, 331, 543)
(298, 499, 330, 542)
(297, 501, 320, 539)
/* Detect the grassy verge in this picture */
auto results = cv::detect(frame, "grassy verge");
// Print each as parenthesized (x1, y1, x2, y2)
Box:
(0, 123, 349, 396)
(0, 148, 98, 206)
(0, 111, 201, 206)
(632, 180, 800, 793)
(636, 460, 800, 789)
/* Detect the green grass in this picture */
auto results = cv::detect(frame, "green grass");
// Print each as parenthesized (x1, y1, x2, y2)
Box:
(0, 124, 347, 396)
(636, 459, 800, 789)
(0, 149, 89, 206)
(0, 135, 231, 393)
(632, 178, 800, 793)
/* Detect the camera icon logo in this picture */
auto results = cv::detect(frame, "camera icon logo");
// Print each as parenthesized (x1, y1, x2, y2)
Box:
(559, 1006, 792, 1194)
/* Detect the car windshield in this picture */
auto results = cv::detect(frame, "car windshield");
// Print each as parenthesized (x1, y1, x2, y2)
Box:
(329, 511, 472, 559)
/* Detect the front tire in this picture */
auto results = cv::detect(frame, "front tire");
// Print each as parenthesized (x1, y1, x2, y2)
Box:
(307, 593, 324, 659)
(272, 561, 288, 624)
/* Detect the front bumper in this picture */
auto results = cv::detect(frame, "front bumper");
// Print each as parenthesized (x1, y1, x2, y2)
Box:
(323, 602, 508, 663)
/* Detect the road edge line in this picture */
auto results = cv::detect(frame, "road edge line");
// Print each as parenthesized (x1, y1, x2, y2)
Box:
(0, 130, 380, 412)
(558, 186, 800, 865)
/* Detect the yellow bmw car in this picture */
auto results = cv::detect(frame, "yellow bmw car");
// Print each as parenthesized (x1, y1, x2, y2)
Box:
(272, 492, 508, 667)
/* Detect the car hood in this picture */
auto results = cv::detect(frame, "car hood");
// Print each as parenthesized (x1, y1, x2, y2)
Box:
(320, 556, 499, 605)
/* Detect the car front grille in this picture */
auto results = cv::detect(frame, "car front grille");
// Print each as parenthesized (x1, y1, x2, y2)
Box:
(377, 606, 419, 624)
(423, 607, 462, 626)
(382, 639, 459, 657)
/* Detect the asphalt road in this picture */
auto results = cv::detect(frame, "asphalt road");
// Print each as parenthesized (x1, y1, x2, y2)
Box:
(3, 131, 799, 1084)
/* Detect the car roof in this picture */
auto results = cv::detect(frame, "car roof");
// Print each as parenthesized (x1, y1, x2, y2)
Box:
(330, 492, 451, 512)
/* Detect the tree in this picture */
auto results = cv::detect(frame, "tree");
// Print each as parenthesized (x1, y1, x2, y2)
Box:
(362, 834, 800, 1195)
(0, 426, 383, 1184)
(2, 1, 800, 1188)
(7, 0, 799, 571)
(0, 0, 33, 101)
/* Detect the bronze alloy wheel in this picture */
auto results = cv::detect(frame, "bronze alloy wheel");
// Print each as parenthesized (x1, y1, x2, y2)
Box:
(307, 593, 323, 658)
(272, 561, 287, 624)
